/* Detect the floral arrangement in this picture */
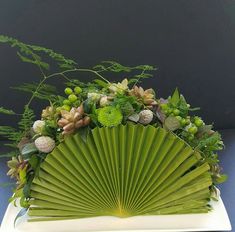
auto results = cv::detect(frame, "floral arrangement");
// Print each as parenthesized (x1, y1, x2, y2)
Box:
(0, 36, 226, 218)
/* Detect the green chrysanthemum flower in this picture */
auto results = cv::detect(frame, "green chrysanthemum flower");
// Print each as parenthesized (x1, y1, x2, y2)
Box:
(97, 106, 123, 127)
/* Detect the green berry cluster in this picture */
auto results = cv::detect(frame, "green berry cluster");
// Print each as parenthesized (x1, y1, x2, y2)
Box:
(58, 86, 83, 112)
(184, 116, 204, 140)
(160, 103, 204, 141)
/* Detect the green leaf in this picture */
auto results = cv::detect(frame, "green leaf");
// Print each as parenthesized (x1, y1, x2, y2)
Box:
(170, 88, 180, 106)
(77, 127, 90, 143)
(23, 173, 34, 198)
(214, 174, 228, 184)
(119, 102, 134, 118)
(164, 116, 181, 131)
(93, 79, 108, 88)
(0, 107, 16, 115)
(83, 98, 95, 114)
(29, 155, 40, 170)
(21, 143, 38, 159)
(128, 113, 140, 122)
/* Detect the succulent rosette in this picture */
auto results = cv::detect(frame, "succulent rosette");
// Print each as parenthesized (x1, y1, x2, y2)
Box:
(0, 36, 227, 220)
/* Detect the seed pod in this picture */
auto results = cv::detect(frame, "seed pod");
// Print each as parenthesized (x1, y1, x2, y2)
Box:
(138, 110, 154, 125)
(35, 136, 55, 153)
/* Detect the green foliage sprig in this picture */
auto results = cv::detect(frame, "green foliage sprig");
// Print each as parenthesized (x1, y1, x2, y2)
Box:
(0, 35, 77, 72)
(0, 107, 16, 115)
(0, 35, 156, 154)
(12, 83, 59, 102)
(0, 106, 35, 150)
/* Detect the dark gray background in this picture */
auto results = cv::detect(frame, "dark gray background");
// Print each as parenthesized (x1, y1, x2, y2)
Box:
(0, 1, 235, 230)
(0, 0, 235, 130)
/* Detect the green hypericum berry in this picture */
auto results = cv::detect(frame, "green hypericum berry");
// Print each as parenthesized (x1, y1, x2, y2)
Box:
(188, 126, 198, 134)
(64, 88, 73, 95)
(56, 107, 62, 113)
(73, 100, 81, 107)
(63, 99, 71, 105)
(185, 118, 191, 125)
(180, 118, 187, 126)
(62, 105, 71, 111)
(74, 86, 82, 94)
(68, 94, 78, 103)
(175, 116, 182, 121)
(163, 109, 169, 114)
(161, 104, 168, 110)
(195, 118, 203, 127)
(188, 134, 194, 141)
(173, 109, 180, 116)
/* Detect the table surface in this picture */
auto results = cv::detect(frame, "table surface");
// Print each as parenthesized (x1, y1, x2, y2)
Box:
(0, 129, 234, 231)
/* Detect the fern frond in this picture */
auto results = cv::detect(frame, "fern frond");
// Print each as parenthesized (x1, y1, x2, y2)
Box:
(28, 45, 77, 70)
(93, 61, 156, 74)
(17, 52, 49, 70)
(0, 150, 18, 158)
(18, 106, 35, 134)
(0, 126, 21, 142)
(93, 61, 156, 86)
(12, 83, 58, 102)
(0, 35, 77, 71)
(66, 79, 99, 89)
(0, 35, 49, 71)
(0, 106, 35, 147)
(134, 73, 153, 79)
(0, 107, 16, 115)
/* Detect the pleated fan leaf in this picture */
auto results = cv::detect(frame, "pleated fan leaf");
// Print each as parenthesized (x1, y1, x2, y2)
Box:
(28, 124, 212, 221)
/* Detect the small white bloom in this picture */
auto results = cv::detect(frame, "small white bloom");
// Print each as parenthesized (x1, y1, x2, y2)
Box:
(138, 110, 153, 125)
(109, 79, 129, 94)
(87, 92, 102, 101)
(100, 96, 110, 107)
(33, 120, 45, 134)
(35, 136, 55, 153)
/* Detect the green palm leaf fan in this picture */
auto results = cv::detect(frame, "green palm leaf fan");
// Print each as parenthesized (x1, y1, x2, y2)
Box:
(28, 123, 212, 221)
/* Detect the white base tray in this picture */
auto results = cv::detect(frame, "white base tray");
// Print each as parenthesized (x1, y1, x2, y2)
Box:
(0, 197, 231, 232)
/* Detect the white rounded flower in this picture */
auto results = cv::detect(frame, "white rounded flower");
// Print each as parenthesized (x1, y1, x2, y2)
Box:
(138, 110, 153, 125)
(35, 136, 55, 153)
(87, 92, 102, 101)
(33, 120, 45, 134)
(100, 96, 110, 107)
